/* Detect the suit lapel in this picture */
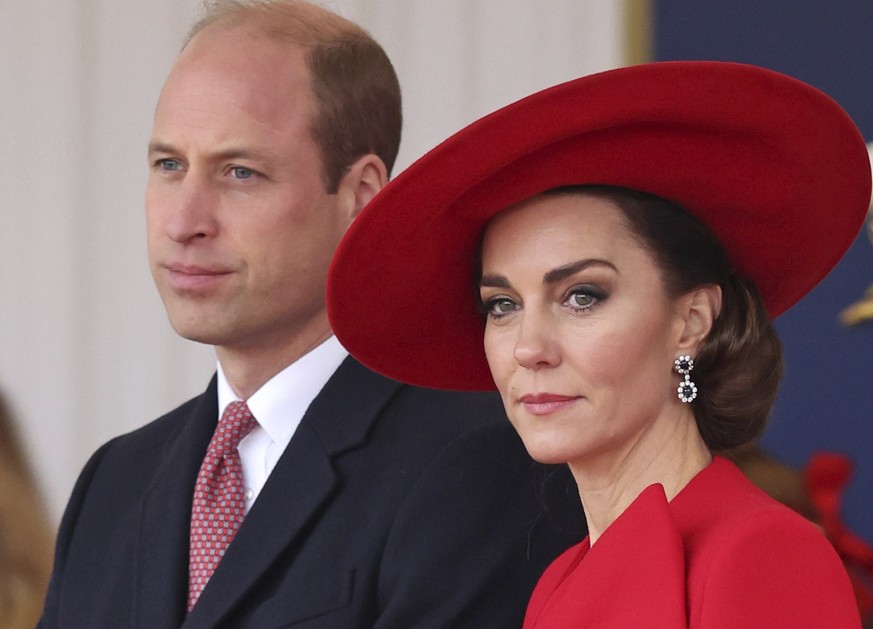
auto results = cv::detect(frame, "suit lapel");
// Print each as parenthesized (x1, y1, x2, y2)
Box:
(183, 358, 402, 628)
(135, 378, 219, 629)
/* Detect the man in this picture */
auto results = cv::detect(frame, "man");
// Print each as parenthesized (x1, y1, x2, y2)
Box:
(39, 1, 583, 627)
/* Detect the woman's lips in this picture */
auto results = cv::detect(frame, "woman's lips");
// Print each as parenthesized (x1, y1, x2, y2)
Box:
(518, 393, 581, 416)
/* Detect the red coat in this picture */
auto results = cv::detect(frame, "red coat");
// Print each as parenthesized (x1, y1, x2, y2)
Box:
(523, 457, 860, 628)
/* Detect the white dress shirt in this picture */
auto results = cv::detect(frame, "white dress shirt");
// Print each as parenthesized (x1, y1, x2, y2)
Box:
(216, 335, 348, 513)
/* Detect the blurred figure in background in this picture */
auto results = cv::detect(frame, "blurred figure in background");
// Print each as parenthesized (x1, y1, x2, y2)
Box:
(0, 392, 53, 629)
(726, 444, 873, 625)
(839, 142, 873, 326)
(724, 444, 818, 521)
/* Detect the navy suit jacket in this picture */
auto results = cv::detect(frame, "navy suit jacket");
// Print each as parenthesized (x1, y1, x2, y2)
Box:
(40, 357, 584, 628)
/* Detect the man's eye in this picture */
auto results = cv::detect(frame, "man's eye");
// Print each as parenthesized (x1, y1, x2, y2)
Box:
(157, 159, 182, 171)
(231, 166, 256, 180)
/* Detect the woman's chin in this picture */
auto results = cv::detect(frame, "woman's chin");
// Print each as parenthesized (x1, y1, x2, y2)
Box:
(519, 437, 580, 466)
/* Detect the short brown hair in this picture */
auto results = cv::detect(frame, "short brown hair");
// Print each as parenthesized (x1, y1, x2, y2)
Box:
(186, 0, 402, 192)
(548, 185, 783, 451)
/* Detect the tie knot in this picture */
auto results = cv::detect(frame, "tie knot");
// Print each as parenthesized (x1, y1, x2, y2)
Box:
(211, 400, 257, 455)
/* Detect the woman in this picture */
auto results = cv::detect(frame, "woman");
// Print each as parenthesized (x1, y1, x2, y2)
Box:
(327, 61, 869, 626)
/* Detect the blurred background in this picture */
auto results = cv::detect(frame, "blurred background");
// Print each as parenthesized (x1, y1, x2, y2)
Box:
(1, 0, 870, 557)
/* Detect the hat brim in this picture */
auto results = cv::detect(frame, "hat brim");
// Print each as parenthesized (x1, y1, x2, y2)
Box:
(328, 61, 871, 391)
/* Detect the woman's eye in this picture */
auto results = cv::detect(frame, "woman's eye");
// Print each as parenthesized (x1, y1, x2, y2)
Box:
(483, 297, 519, 319)
(567, 292, 594, 309)
(565, 286, 605, 311)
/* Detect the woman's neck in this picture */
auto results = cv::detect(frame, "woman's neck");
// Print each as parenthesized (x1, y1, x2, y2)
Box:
(570, 411, 712, 545)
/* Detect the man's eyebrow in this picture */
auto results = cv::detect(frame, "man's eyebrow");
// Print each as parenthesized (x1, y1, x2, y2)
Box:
(147, 142, 278, 162)
(147, 141, 176, 157)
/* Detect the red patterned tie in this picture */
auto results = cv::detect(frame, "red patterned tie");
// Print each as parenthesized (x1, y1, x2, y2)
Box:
(188, 400, 257, 611)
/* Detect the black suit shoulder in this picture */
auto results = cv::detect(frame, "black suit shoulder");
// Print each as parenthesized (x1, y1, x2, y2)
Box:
(375, 418, 584, 628)
(40, 385, 218, 629)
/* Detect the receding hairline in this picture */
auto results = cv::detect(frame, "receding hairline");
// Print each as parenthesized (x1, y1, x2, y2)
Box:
(183, 0, 375, 51)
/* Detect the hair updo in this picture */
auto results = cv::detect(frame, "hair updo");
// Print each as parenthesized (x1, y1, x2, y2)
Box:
(546, 185, 782, 451)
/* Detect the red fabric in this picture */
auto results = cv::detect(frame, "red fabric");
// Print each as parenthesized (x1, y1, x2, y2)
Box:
(524, 458, 861, 628)
(188, 401, 257, 611)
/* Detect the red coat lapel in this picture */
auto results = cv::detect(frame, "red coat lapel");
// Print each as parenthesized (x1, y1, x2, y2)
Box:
(524, 483, 686, 627)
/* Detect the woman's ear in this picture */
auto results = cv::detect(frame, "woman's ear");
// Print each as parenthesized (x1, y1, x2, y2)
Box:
(336, 154, 388, 224)
(676, 284, 722, 355)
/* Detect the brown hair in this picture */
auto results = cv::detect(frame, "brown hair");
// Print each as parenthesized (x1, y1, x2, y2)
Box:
(548, 185, 783, 451)
(185, 0, 402, 192)
(0, 393, 54, 628)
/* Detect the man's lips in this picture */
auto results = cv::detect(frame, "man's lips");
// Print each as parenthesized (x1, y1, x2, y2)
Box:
(162, 262, 232, 291)
(518, 393, 581, 416)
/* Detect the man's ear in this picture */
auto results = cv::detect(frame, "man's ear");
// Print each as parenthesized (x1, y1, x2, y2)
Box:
(675, 284, 722, 355)
(336, 154, 388, 223)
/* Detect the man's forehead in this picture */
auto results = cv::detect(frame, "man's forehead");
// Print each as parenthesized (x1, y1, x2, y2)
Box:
(154, 36, 314, 133)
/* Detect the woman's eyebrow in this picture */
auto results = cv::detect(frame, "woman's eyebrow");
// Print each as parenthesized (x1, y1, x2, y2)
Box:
(543, 259, 617, 284)
(480, 259, 617, 288)
(479, 274, 511, 289)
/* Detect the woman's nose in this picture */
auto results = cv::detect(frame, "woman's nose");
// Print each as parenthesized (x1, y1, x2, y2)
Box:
(513, 309, 561, 370)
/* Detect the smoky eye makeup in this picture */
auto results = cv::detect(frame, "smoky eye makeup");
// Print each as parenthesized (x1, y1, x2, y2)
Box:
(563, 283, 610, 312)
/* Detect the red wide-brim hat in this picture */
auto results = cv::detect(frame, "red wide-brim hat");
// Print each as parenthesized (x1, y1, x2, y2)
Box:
(327, 61, 871, 391)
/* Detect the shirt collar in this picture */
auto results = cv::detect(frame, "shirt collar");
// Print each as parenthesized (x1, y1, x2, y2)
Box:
(216, 336, 349, 448)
